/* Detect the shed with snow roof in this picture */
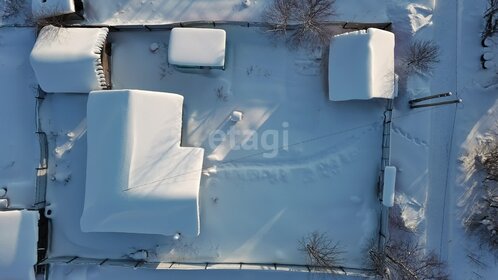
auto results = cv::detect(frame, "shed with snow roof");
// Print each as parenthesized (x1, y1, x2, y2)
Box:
(328, 28, 396, 101)
(168, 27, 226, 69)
(80, 89, 204, 236)
(32, 0, 83, 19)
(30, 26, 110, 93)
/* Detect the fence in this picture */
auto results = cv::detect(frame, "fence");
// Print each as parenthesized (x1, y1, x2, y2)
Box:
(34, 88, 48, 209)
(33, 18, 393, 277)
(64, 20, 391, 32)
(40, 256, 376, 277)
(377, 100, 394, 255)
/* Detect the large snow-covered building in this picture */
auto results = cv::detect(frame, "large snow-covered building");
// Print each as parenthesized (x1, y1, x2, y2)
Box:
(328, 28, 395, 101)
(80, 89, 204, 236)
(30, 26, 110, 93)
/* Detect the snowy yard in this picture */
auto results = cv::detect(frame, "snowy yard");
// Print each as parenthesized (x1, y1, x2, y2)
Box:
(4, 0, 498, 279)
(0, 27, 38, 209)
(42, 26, 387, 268)
(81, 0, 388, 25)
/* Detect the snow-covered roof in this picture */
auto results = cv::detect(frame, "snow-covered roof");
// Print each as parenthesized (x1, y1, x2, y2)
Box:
(81, 89, 204, 236)
(30, 26, 109, 93)
(32, 0, 76, 19)
(168, 27, 226, 67)
(328, 28, 395, 101)
(0, 210, 39, 280)
(383, 166, 396, 207)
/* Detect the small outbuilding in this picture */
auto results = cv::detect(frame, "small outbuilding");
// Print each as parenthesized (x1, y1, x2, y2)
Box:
(30, 25, 110, 93)
(328, 28, 395, 101)
(81, 89, 204, 236)
(31, 0, 83, 19)
(168, 27, 226, 69)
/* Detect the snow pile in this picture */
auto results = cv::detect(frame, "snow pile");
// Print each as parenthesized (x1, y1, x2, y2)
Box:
(0, 210, 39, 280)
(30, 26, 109, 93)
(328, 28, 395, 101)
(168, 28, 226, 67)
(81, 89, 204, 236)
(32, 0, 75, 19)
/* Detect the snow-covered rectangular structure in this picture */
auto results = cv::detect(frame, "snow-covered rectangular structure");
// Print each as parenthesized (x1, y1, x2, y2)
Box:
(30, 26, 109, 93)
(328, 28, 395, 101)
(383, 166, 396, 207)
(168, 27, 226, 68)
(81, 89, 204, 236)
(32, 0, 76, 19)
(0, 210, 39, 280)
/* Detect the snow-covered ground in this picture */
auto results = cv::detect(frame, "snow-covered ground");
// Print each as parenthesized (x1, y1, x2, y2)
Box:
(432, 0, 498, 278)
(388, 0, 498, 278)
(42, 26, 387, 268)
(48, 263, 367, 280)
(2, 0, 498, 279)
(82, 0, 388, 25)
(0, 0, 32, 26)
(0, 27, 38, 209)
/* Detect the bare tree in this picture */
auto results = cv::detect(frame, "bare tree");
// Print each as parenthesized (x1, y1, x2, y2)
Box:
(482, 0, 498, 39)
(369, 239, 449, 280)
(476, 132, 498, 182)
(290, 0, 336, 48)
(299, 231, 343, 271)
(262, 0, 336, 48)
(1, 0, 25, 20)
(36, 15, 66, 28)
(261, 0, 296, 39)
(464, 131, 498, 251)
(402, 40, 440, 75)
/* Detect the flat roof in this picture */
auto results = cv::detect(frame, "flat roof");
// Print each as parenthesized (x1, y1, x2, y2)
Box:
(168, 27, 226, 67)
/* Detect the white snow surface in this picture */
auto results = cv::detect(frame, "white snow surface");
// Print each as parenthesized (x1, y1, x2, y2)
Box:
(42, 26, 386, 268)
(81, 89, 204, 236)
(81, 0, 388, 25)
(0, 210, 39, 280)
(328, 28, 395, 101)
(30, 26, 109, 93)
(48, 264, 367, 280)
(0, 0, 496, 279)
(0, 27, 38, 209)
(31, 0, 75, 19)
(168, 28, 226, 67)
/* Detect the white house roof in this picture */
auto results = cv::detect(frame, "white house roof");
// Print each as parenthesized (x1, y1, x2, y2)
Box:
(30, 26, 109, 93)
(168, 27, 226, 67)
(0, 210, 39, 280)
(81, 89, 204, 236)
(328, 28, 395, 101)
(32, 0, 75, 19)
